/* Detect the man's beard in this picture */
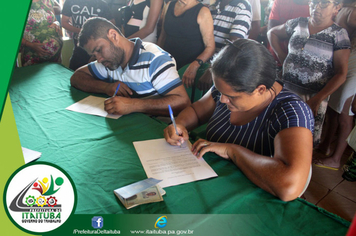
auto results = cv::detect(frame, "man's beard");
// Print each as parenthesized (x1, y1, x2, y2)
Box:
(104, 41, 125, 71)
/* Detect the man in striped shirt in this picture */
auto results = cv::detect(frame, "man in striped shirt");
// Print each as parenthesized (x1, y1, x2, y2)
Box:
(70, 17, 190, 117)
(197, 0, 252, 91)
(210, 0, 252, 52)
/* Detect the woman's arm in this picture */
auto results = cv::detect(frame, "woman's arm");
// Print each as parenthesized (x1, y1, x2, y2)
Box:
(307, 49, 350, 116)
(127, 0, 163, 39)
(61, 15, 81, 34)
(193, 127, 313, 201)
(267, 24, 290, 64)
(164, 89, 216, 145)
(53, 0, 61, 15)
(157, 1, 170, 48)
(182, 6, 215, 88)
(347, 7, 356, 29)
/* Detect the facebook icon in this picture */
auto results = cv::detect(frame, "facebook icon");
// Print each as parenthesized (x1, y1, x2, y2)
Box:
(92, 216, 104, 229)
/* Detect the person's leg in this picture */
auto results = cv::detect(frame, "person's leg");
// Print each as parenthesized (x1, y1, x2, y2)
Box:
(316, 107, 338, 156)
(313, 98, 329, 147)
(315, 96, 354, 169)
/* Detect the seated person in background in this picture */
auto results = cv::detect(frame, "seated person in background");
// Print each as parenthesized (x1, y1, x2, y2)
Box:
(21, 0, 63, 67)
(70, 17, 191, 117)
(61, 0, 115, 71)
(157, 0, 215, 88)
(124, 0, 164, 43)
(164, 39, 314, 201)
(197, 0, 252, 91)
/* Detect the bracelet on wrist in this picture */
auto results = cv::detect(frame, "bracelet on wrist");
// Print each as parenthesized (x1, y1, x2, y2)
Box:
(195, 59, 204, 67)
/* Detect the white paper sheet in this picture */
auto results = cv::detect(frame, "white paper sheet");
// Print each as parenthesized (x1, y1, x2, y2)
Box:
(22, 147, 41, 164)
(66, 95, 121, 119)
(133, 138, 218, 188)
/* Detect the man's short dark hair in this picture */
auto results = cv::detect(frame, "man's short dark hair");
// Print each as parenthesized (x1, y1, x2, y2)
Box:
(78, 17, 123, 47)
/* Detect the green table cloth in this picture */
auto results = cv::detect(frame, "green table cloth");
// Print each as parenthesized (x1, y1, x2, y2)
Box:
(9, 63, 350, 235)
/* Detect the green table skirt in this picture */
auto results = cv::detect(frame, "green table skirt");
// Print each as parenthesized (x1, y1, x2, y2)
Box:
(9, 63, 350, 235)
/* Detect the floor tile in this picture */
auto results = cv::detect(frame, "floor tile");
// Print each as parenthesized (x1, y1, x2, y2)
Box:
(333, 179, 356, 203)
(303, 180, 330, 205)
(317, 191, 356, 222)
(311, 149, 351, 190)
(311, 164, 344, 190)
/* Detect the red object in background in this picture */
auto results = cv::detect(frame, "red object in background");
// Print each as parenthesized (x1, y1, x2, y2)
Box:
(347, 214, 356, 236)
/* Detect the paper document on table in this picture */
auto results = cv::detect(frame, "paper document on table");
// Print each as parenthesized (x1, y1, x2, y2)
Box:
(66, 95, 121, 119)
(22, 147, 41, 164)
(133, 138, 218, 188)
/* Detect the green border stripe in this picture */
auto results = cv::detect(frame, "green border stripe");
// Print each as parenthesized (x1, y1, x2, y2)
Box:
(0, 1, 33, 235)
(0, 0, 31, 121)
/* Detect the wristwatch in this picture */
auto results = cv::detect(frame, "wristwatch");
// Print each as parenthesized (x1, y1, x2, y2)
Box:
(195, 59, 204, 66)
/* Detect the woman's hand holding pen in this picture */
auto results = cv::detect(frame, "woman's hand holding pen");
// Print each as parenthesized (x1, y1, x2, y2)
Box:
(105, 82, 133, 97)
(163, 124, 189, 146)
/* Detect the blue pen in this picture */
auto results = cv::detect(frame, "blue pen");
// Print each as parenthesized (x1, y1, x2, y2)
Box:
(168, 105, 182, 146)
(112, 83, 120, 98)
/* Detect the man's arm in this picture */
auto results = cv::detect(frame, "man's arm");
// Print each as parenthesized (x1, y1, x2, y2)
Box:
(268, 19, 281, 31)
(267, 0, 281, 31)
(248, 20, 260, 40)
(104, 84, 191, 116)
(70, 65, 133, 97)
(247, 0, 261, 40)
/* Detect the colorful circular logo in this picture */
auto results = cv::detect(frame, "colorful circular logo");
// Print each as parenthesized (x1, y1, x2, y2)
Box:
(3, 162, 77, 234)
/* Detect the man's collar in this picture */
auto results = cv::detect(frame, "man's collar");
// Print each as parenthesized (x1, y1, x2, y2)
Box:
(128, 38, 145, 67)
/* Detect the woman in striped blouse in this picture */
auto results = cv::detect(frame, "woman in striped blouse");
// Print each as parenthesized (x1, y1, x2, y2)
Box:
(164, 39, 314, 201)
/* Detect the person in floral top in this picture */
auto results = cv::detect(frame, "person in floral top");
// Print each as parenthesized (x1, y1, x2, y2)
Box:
(21, 0, 63, 67)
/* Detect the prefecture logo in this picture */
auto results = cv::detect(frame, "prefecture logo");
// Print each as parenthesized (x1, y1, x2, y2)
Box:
(92, 216, 104, 229)
(154, 215, 167, 228)
(4, 162, 76, 234)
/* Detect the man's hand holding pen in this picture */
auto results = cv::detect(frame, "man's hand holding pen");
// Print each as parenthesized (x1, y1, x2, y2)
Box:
(104, 96, 134, 115)
(105, 82, 133, 98)
(104, 83, 133, 115)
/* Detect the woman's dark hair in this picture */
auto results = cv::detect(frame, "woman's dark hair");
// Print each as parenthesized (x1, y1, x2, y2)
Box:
(210, 39, 277, 93)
